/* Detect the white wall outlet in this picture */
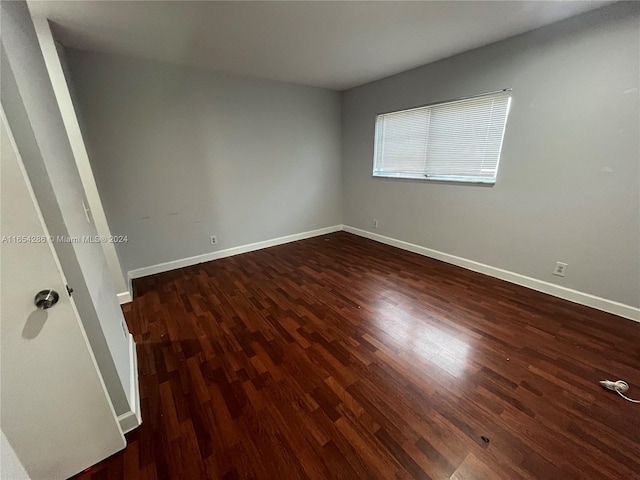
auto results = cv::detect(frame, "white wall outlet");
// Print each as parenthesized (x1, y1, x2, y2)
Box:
(553, 261, 568, 277)
(373, 219, 379, 228)
(210, 235, 217, 245)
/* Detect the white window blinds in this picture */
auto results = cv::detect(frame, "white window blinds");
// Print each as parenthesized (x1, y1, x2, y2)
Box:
(373, 90, 511, 183)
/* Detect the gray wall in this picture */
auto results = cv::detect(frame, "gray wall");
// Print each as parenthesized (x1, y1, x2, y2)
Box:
(341, 3, 640, 308)
(66, 51, 342, 275)
(1, 0, 132, 415)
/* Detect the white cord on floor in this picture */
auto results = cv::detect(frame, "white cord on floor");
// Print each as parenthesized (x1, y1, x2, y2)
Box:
(599, 380, 640, 403)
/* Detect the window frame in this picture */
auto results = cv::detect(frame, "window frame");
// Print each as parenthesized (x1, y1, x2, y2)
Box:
(372, 89, 512, 185)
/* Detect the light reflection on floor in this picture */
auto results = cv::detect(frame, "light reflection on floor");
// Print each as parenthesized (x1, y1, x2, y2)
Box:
(372, 290, 470, 378)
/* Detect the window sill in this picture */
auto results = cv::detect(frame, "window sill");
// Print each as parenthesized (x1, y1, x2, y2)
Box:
(372, 173, 496, 185)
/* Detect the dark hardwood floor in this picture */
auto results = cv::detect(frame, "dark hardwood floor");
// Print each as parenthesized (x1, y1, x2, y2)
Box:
(74, 232, 640, 479)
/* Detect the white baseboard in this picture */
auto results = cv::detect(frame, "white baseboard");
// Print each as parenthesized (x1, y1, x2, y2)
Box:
(118, 334, 141, 434)
(123, 223, 639, 323)
(128, 225, 343, 280)
(117, 291, 132, 305)
(343, 225, 640, 323)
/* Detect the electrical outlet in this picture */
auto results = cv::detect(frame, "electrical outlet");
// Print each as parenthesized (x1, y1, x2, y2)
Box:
(210, 235, 218, 245)
(373, 219, 379, 228)
(553, 261, 568, 277)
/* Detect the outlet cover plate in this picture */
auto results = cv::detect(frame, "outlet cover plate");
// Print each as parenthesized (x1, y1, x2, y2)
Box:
(553, 262, 568, 277)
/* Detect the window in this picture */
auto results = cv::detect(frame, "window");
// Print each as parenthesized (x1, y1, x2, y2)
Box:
(373, 90, 511, 184)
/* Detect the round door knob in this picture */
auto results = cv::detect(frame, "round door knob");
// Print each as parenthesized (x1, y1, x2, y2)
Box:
(34, 289, 59, 310)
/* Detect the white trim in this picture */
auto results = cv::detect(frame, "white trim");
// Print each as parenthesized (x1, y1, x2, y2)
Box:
(127, 274, 133, 301)
(125, 223, 639, 323)
(117, 291, 132, 305)
(118, 334, 141, 434)
(128, 225, 343, 279)
(30, 15, 129, 295)
(343, 225, 640, 323)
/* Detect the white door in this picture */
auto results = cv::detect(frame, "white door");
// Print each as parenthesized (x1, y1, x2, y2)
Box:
(0, 108, 125, 480)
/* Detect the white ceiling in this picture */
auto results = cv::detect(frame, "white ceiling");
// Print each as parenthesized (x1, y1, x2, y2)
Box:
(28, 1, 611, 91)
